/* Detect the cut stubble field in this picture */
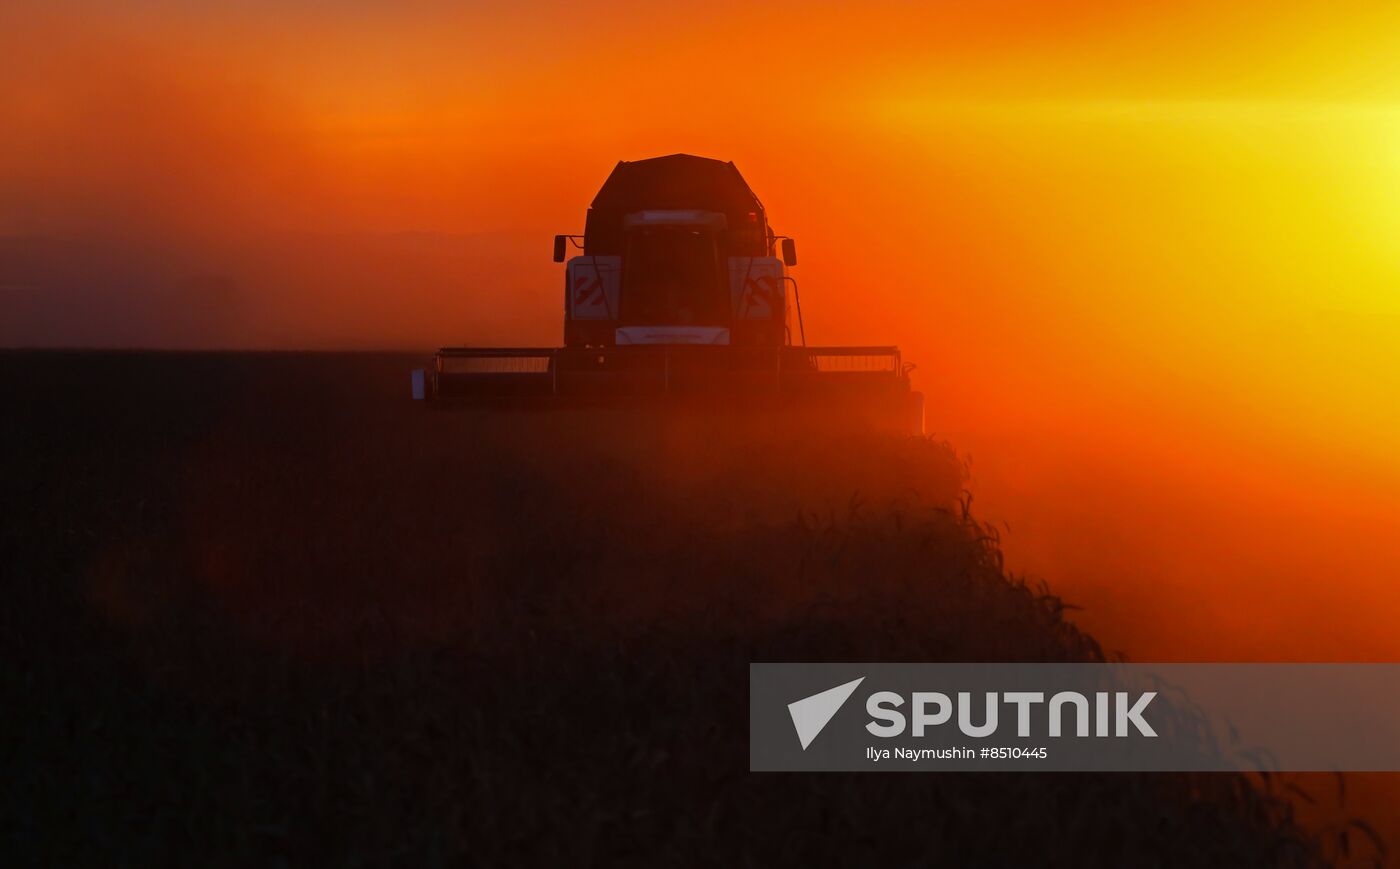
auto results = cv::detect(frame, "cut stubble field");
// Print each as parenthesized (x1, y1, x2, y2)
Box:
(1, 352, 1359, 866)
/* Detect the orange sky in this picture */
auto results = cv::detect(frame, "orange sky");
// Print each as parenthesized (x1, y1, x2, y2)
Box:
(4, 0, 1400, 664)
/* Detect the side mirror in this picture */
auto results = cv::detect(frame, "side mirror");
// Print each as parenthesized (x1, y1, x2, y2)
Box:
(781, 237, 798, 267)
(553, 235, 568, 263)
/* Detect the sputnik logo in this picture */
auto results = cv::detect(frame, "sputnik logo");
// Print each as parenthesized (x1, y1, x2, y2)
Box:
(788, 677, 865, 750)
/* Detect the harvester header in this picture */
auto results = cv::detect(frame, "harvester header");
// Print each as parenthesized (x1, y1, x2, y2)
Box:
(412, 154, 923, 433)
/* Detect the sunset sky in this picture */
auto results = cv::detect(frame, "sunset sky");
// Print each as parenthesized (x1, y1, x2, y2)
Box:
(5, 1, 1400, 660)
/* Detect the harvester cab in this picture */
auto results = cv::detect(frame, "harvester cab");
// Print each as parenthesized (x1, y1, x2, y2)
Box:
(412, 154, 923, 434)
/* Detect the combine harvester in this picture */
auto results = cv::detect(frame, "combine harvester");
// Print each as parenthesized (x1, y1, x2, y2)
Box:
(412, 154, 923, 434)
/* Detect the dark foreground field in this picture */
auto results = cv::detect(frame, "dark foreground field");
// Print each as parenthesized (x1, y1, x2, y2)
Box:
(1, 352, 1351, 867)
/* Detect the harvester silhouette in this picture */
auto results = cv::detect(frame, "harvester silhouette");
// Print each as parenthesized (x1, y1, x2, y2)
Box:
(412, 154, 923, 433)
